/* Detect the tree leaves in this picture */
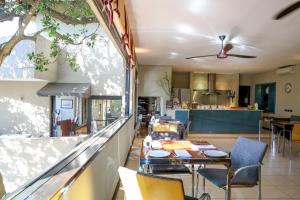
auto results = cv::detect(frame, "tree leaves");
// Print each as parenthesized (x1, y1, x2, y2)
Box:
(27, 52, 49, 72)
(0, 0, 99, 72)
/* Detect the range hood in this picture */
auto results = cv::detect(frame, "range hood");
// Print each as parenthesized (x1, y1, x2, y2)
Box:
(202, 73, 220, 95)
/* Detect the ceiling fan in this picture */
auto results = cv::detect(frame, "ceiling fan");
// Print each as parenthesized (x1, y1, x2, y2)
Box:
(186, 35, 257, 60)
(274, 1, 300, 20)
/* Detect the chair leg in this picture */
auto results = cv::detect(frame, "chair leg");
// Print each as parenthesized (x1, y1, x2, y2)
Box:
(289, 131, 292, 160)
(282, 134, 286, 156)
(258, 165, 262, 200)
(191, 164, 195, 197)
(277, 131, 282, 153)
(203, 176, 206, 193)
(196, 173, 199, 197)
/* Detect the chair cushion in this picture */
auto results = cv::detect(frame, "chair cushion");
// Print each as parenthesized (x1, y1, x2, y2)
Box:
(151, 164, 191, 174)
(197, 168, 257, 188)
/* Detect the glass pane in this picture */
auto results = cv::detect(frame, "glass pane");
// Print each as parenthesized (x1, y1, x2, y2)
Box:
(91, 99, 122, 132)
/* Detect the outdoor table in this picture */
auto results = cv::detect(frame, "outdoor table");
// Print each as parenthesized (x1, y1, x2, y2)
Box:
(139, 140, 232, 199)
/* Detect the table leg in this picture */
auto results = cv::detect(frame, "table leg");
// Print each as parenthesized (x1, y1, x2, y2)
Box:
(258, 120, 262, 142)
(270, 124, 274, 149)
(192, 164, 195, 197)
(282, 127, 286, 157)
(226, 167, 232, 200)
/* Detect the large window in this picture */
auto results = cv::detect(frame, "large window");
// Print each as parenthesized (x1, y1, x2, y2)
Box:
(89, 96, 122, 133)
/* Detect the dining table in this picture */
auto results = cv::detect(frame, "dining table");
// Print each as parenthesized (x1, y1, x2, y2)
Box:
(139, 140, 232, 199)
(271, 120, 295, 156)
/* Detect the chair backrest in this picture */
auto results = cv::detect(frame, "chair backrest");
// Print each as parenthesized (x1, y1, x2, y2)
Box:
(118, 167, 143, 200)
(136, 172, 185, 200)
(60, 119, 72, 136)
(292, 124, 300, 141)
(231, 137, 267, 182)
(152, 123, 178, 132)
(150, 131, 180, 140)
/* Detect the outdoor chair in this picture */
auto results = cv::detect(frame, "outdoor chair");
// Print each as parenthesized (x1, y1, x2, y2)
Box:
(197, 137, 268, 200)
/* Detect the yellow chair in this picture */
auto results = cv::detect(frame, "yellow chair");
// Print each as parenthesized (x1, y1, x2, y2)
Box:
(152, 123, 178, 132)
(118, 167, 197, 200)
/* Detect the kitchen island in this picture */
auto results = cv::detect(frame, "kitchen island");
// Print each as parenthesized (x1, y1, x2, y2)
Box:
(175, 109, 262, 133)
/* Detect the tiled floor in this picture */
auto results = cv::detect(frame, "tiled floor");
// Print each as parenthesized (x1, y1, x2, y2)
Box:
(115, 132, 300, 200)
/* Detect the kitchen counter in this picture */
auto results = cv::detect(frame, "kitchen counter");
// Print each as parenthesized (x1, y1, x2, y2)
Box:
(175, 109, 262, 133)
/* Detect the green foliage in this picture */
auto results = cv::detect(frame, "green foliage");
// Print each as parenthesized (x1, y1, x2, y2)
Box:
(1, 0, 98, 72)
(27, 52, 49, 72)
(66, 54, 80, 72)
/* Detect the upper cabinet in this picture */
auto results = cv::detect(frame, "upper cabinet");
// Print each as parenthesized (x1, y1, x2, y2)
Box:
(172, 72, 190, 89)
(192, 73, 208, 90)
(191, 73, 239, 91)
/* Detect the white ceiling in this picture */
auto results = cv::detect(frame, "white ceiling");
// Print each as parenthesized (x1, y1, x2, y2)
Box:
(124, 0, 300, 74)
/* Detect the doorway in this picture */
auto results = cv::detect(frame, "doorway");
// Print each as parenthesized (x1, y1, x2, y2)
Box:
(239, 85, 251, 107)
(255, 83, 276, 113)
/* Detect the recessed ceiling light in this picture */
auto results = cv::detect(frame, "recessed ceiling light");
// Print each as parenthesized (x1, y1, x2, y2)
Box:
(169, 52, 178, 59)
(177, 24, 195, 35)
(135, 47, 150, 54)
(188, 0, 207, 15)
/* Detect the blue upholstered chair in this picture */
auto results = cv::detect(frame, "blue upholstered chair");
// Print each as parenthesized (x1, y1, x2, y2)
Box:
(197, 137, 268, 200)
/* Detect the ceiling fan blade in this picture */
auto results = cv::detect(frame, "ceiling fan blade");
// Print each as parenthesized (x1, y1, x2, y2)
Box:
(224, 43, 233, 52)
(274, 1, 300, 20)
(186, 55, 216, 59)
(227, 54, 257, 58)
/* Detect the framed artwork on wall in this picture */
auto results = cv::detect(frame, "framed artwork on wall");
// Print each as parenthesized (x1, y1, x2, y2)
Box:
(61, 99, 73, 109)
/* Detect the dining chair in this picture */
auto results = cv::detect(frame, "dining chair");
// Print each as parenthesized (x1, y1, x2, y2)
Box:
(283, 123, 300, 159)
(150, 131, 181, 140)
(152, 123, 178, 132)
(183, 120, 192, 139)
(197, 137, 268, 200)
(118, 166, 198, 200)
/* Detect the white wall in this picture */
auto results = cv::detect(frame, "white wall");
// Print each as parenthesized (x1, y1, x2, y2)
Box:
(240, 65, 300, 117)
(0, 136, 86, 193)
(138, 65, 172, 115)
(54, 24, 125, 97)
(0, 81, 50, 136)
(61, 117, 135, 200)
(34, 35, 58, 82)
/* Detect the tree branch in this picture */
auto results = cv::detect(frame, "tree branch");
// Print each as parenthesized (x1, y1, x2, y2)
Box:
(0, 0, 41, 64)
(44, 6, 98, 25)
